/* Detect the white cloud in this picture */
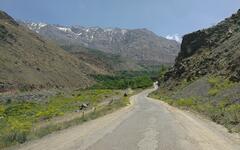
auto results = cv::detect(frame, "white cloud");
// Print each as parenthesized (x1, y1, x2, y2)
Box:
(166, 34, 182, 43)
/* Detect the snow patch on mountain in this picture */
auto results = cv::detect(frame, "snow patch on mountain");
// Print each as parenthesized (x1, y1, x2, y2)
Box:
(121, 29, 127, 35)
(25, 22, 47, 31)
(57, 27, 72, 32)
(166, 34, 182, 43)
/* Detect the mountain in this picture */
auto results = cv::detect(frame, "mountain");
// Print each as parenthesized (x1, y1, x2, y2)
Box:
(0, 11, 100, 92)
(20, 22, 180, 67)
(164, 9, 240, 83)
(62, 45, 143, 72)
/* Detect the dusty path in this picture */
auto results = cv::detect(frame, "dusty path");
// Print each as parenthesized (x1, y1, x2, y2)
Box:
(16, 88, 240, 150)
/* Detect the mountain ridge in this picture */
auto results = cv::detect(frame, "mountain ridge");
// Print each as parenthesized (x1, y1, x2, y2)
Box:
(0, 11, 99, 92)
(20, 21, 180, 66)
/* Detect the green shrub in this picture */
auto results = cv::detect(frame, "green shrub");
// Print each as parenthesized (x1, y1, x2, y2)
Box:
(90, 71, 155, 89)
(0, 105, 5, 118)
(175, 98, 196, 108)
(225, 104, 240, 125)
(208, 89, 219, 96)
(0, 118, 32, 147)
(36, 109, 63, 121)
(207, 76, 234, 96)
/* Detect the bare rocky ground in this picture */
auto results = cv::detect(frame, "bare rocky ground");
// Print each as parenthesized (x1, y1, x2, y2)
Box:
(0, 89, 61, 103)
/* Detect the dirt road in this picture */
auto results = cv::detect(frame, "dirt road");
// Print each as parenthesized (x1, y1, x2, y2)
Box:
(16, 88, 240, 150)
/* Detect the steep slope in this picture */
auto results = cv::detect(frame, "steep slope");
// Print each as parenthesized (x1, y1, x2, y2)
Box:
(152, 9, 240, 133)
(165, 10, 240, 83)
(0, 11, 96, 92)
(21, 22, 180, 66)
(61, 45, 144, 72)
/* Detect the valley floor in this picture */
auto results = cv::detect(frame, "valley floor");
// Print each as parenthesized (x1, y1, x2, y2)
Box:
(12, 88, 240, 150)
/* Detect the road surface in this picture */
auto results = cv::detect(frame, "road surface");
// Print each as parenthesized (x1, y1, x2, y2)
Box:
(17, 88, 240, 150)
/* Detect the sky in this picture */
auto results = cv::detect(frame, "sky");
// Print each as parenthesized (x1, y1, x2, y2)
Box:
(0, 0, 240, 41)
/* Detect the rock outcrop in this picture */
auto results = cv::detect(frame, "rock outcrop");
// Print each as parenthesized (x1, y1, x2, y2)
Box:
(165, 9, 240, 83)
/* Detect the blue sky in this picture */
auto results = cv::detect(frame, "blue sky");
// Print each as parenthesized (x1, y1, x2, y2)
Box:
(0, 0, 240, 40)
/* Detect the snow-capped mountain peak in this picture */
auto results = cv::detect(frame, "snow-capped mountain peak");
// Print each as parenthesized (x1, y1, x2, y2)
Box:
(20, 21, 180, 65)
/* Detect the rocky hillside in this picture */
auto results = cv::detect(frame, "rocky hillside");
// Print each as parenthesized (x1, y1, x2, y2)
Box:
(152, 10, 240, 133)
(21, 22, 180, 66)
(165, 9, 240, 83)
(0, 11, 99, 92)
(62, 45, 143, 72)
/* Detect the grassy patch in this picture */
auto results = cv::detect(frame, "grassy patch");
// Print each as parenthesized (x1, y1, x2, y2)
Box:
(29, 96, 130, 140)
(207, 76, 234, 96)
(175, 98, 196, 108)
(150, 87, 240, 133)
(0, 89, 126, 149)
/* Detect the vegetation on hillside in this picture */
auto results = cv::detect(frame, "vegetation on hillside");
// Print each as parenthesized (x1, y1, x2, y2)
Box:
(207, 76, 234, 96)
(164, 10, 240, 84)
(90, 70, 163, 89)
(150, 76, 240, 133)
(152, 10, 240, 134)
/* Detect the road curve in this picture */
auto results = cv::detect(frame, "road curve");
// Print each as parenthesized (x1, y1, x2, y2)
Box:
(17, 88, 240, 150)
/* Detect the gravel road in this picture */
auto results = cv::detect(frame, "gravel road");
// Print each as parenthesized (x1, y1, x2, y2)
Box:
(16, 88, 240, 150)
